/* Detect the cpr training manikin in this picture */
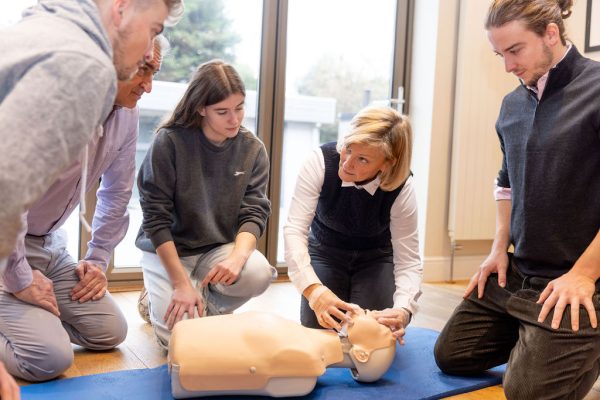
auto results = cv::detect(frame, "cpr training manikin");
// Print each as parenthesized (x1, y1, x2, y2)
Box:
(169, 309, 396, 398)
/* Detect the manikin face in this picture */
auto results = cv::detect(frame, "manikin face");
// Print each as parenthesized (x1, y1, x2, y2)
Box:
(487, 20, 555, 87)
(114, 42, 162, 108)
(338, 142, 390, 184)
(113, 0, 168, 80)
(199, 93, 246, 145)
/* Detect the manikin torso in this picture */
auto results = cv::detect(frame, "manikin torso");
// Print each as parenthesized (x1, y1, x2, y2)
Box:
(169, 310, 396, 398)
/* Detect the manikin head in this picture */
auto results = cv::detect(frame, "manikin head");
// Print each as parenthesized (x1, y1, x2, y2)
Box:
(342, 310, 396, 382)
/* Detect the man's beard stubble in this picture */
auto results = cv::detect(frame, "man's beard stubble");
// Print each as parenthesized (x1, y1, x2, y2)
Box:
(113, 29, 143, 81)
(526, 44, 554, 87)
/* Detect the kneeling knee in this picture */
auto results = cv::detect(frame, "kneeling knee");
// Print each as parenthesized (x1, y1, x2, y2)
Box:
(100, 317, 128, 349)
(85, 315, 128, 350)
(17, 342, 74, 382)
(433, 339, 474, 375)
(238, 263, 274, 296)
(434, 340, 456, 374)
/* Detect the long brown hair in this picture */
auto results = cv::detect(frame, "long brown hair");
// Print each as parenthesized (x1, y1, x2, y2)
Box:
(159, 59, 245, 131)
(485, 0, 573, 45)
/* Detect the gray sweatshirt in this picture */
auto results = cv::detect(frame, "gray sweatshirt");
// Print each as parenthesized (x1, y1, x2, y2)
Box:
(136, 126, 271, 256)
(0, 0, 116, 262)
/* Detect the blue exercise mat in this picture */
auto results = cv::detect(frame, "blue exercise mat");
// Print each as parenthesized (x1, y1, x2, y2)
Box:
(21, 327, 505, 400)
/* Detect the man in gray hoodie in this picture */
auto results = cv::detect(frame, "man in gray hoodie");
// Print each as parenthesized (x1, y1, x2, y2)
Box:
(0, 0, 183, 382)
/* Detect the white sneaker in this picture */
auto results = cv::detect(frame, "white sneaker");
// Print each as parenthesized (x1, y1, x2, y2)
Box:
(137, 287, 151, 324)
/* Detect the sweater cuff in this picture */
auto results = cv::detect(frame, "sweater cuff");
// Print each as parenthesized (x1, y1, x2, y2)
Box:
(393, 294, 419, 316)
(238, 222, 262, 241)
(149, 228, 174, 250)
(84, 247, 110, 271)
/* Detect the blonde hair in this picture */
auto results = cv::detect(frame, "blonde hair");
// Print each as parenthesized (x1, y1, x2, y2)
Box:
(485, 0, 573, 45)
(337, 106, 413, 191)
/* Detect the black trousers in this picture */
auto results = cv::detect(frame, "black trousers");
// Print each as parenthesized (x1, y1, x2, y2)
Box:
(300, 240, 395, 329)
(434, 256, 600, 400)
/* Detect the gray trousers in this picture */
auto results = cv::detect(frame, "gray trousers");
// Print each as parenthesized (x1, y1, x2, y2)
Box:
(434, 257, 600, 400)
(141, 243, 276, 349)
(0, 230, 127, 382)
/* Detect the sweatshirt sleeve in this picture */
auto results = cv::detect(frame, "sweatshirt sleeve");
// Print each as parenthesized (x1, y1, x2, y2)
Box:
(237, 142, 271, 239)
(0, 52, 115, 260)
(138, 130, 178, 250)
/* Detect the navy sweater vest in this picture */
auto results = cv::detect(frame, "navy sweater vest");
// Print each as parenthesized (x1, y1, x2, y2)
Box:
(309, 142, 404, 250)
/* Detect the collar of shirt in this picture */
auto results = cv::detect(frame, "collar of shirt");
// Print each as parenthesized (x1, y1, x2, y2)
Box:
(525, 42, 572, 99)
(340, 175, 381, 195)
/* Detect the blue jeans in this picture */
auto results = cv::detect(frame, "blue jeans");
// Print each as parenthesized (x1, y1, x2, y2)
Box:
(434, 255, 600, 400)
(300, 240, 395, 328)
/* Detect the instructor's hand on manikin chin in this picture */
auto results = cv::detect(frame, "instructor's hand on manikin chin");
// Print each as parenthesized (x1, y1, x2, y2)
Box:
(305, 284, 360, 331)
(371, 307, 411, 345)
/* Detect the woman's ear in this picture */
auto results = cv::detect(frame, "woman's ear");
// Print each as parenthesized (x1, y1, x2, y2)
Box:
(381, 158, 395, 174)
(198, 107, 206, 117)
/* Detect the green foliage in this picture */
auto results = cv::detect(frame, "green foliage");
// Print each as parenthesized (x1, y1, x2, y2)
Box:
(158, 0, 241, 82)
(297, 53, 390, 115)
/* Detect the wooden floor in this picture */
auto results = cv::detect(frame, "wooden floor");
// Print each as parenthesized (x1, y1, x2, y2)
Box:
(19, 281, 600, 399)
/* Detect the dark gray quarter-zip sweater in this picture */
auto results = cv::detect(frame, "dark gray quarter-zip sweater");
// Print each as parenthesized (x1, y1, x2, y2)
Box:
(136, 126, 271, 256)
(495, 46, 600, 278)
